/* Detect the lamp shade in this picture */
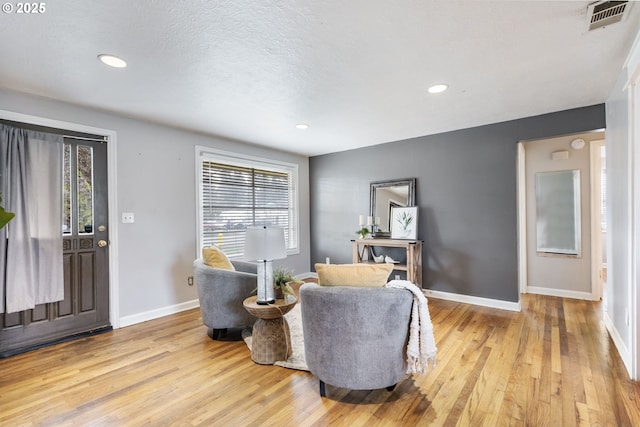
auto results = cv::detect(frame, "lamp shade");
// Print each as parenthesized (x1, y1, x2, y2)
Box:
(244, 226, 287, 261)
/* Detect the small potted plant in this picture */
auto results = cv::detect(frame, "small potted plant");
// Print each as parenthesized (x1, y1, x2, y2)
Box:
(356, 226, 370, 239)
(0, 193, 14, 229)
(273, 267, 303, 300)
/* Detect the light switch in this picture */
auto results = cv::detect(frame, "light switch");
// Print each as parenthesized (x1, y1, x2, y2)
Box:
(122, 212, 135, 223)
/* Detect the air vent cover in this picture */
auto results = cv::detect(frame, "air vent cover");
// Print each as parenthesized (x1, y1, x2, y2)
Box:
(587, 1, 630, 31)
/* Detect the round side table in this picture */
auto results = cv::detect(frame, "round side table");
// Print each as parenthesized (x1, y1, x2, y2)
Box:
(243, 296, 297, 365)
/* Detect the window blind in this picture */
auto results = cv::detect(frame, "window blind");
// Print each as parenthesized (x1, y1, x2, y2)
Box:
(200, 160, 297, 257)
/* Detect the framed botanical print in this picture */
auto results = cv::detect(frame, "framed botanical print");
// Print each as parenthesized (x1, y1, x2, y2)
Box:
(391, 206, 418, 239)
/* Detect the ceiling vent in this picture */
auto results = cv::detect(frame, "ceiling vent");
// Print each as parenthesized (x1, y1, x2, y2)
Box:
(587, 1, 631, 31)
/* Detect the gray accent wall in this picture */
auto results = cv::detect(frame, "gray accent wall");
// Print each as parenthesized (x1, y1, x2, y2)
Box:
(310, 105, 606, 302)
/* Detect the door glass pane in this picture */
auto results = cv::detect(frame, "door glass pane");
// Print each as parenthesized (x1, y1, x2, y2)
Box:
(77, 145, 94, 235)
(63, 143, 71, 234)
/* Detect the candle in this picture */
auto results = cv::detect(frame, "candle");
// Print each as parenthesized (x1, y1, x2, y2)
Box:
(375, 216, 380, 225)
(367, 216, 373, 226)
(359, 215, 365, 226)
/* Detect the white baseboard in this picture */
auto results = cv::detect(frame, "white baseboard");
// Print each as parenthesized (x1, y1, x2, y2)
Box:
(526, 286, 595, 301)
(422, 289, 521, 312)
(119, 299, 200, 328)
(602, 310, 633, 378)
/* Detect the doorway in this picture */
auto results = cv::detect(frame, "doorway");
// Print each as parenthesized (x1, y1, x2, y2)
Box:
(590, 139, 607, 302)
(0, 113, 118, 357)
(517, 130, 605, 300)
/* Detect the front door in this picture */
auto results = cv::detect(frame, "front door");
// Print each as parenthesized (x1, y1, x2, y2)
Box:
(0, 137, 110, 357)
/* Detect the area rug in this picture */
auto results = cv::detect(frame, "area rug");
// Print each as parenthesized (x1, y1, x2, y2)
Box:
(242, 303, 309, 371)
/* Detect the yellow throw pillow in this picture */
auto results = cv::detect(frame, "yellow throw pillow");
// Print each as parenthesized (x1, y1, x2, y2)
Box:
(202, 246, 235, 270)
(314, 263, 394, 287)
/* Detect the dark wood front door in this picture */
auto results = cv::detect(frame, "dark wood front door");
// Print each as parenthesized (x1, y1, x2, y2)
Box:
(0, 137, 110, 357)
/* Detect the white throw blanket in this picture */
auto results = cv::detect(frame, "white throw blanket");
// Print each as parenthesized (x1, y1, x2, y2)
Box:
(385, 280, 437, 374)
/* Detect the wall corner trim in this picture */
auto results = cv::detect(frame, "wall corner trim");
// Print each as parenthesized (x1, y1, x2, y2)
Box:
(603, 310, 633, 378)
(423, 289, 521, 312)
(624, 26, 640, 81)
(119, 299, 200, 328)
(526, 286, 595, 301)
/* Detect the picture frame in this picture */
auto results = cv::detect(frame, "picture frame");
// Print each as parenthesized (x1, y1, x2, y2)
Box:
(391, 206, 418, 239)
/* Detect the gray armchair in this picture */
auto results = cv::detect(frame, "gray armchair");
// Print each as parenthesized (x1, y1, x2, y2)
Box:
(300, 283, 413, 397)
(193, 259, 258, 340)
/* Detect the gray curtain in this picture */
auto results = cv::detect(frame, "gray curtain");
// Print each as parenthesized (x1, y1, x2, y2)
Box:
(0, 123, 64, 314)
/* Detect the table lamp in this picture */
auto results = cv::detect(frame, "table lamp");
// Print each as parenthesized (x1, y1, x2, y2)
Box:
(244, 226, 287, 305)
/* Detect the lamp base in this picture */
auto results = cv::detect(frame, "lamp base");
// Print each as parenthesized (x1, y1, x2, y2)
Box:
(256, 260, 276, 305)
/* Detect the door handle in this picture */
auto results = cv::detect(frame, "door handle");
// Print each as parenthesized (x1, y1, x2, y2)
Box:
(98, 240, 108, 248)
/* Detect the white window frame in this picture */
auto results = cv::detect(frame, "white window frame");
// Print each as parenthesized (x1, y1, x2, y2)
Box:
(195, 146, 299, 258)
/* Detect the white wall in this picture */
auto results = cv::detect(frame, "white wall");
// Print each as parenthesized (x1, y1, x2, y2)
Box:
(0, 88, 311, 324)
(626, 29, 640, 380)
(605, 62, 633, 371)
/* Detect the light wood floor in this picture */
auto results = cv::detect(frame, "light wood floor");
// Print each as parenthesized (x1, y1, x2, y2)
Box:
(1, 293, 639, 426)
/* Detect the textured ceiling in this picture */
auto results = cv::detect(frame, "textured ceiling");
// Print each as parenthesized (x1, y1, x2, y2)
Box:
(0, 1, 638, 156)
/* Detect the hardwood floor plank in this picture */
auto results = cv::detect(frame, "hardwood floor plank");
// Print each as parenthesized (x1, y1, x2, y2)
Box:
(551, 326, 562, 373)
(2, 294, 640, 426)
(550, 371, 564, 427)
(445, 345, 490, 426)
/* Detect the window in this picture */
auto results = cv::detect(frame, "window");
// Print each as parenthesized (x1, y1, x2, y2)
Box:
(63, 141, 95, 235)
(196, 147, 299, 257)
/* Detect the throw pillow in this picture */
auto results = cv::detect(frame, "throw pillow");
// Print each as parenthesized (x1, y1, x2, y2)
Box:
(202, 246, 235, 270)
(314, 263, 393, 287)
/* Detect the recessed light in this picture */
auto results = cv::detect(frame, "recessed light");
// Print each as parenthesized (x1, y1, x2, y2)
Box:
(428, 84, 448, 94)
(295, 124, 310, 130)
(98, 54, 127, 68)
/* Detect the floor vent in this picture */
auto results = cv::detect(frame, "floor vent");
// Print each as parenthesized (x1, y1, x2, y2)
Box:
(587, 1, 631, 31)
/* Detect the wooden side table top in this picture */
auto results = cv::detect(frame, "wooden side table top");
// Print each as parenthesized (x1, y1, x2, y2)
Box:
(243, 296, 297, 320)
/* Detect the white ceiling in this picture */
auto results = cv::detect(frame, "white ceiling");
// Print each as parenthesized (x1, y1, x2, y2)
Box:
(1, 1, 638, 156)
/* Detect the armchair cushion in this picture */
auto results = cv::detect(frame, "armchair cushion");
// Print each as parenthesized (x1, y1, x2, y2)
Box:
(202, 245, 235, 270)
(314, 263, 393, 287)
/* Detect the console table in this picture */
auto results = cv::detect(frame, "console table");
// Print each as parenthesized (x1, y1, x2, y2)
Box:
(352, 238, 423, 286)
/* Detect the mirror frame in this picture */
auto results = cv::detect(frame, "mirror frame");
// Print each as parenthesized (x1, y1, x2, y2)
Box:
(370, 178, 416, 238)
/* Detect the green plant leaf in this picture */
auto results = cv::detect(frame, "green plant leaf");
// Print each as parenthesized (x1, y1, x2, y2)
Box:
(0, 207, 15, 229)
(273, 267, 302, 288)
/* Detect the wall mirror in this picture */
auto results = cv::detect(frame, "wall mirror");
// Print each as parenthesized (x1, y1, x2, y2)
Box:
(535, 170, 581, 256)
(370, 178, 416, 237)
